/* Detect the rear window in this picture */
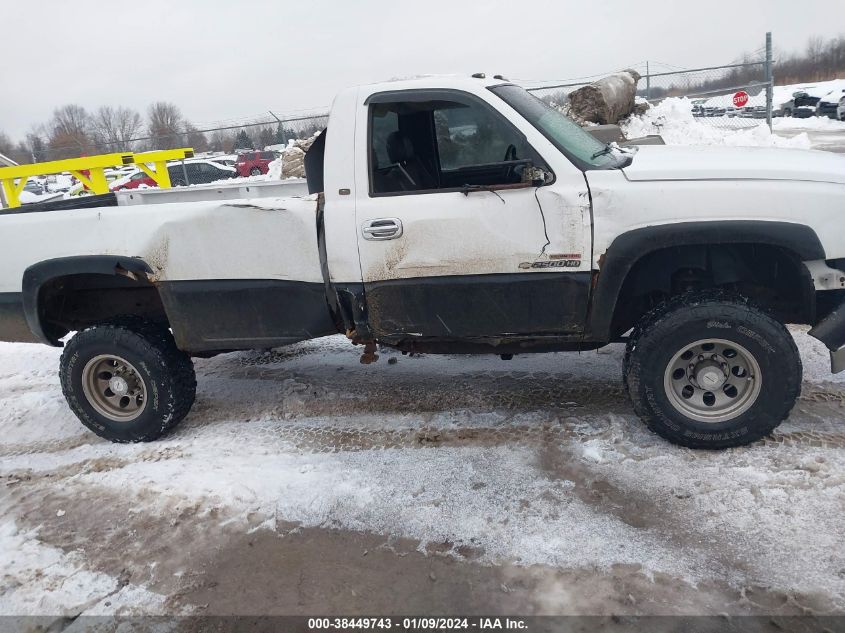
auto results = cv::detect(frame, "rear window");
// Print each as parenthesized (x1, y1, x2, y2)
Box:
(239, 152, 255, 161)
(259, 151, 275, 160)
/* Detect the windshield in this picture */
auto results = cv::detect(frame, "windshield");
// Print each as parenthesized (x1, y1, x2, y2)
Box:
(489, 84, 625, 170)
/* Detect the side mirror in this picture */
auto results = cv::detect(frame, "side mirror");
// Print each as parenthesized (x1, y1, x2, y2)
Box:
(522, 163, 550, 186)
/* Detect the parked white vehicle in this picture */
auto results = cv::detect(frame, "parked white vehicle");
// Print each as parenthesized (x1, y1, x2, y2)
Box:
(207, 153, 237, 168)
(1, 75, 844, 449)
(817, 88, 845, 119)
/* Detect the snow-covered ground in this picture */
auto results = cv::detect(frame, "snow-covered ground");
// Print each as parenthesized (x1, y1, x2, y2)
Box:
(773, 116, 845, 132)
(1, 328, 843, 617)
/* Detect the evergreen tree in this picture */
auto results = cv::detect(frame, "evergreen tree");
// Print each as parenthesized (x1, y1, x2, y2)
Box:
(234, 129, 253, 150)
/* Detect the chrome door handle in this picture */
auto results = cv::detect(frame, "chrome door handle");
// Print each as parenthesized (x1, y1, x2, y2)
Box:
(362, 218, 403, 240)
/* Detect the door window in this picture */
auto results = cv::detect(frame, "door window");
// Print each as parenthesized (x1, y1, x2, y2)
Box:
(433, 103, 532, 171)
(195, 162, 222, 182)
(369, 94, 546, 195)
(168, 164, 189, 186)
(371, 110, 398, 171)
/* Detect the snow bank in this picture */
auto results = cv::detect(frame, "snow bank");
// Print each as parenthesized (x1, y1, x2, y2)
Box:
(623, 98, 812, 148)
(267, 156, 283, 179)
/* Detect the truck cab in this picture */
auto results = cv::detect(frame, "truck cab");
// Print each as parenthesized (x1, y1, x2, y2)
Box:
(319, 75, 624, 349)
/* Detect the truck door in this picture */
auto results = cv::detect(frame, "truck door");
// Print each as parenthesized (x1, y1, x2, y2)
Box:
(354, 88, 591, 340)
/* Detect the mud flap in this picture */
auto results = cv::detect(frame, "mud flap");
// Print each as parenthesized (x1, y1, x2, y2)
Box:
(808, 299, 845, 373)
(831, 346, 845, 374)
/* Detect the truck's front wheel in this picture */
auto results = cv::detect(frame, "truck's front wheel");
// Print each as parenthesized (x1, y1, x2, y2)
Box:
(60, 320, 196, 442)
(624, 292, 801, 449)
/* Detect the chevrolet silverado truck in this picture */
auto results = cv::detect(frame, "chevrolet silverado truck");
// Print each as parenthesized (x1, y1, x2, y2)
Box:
(2, 75, 845, 449)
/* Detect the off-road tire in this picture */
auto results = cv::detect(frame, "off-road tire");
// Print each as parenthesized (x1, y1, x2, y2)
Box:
(60, 318, 196, 442)
(624, 290, 801, 449)
(249, 167, 262, 176)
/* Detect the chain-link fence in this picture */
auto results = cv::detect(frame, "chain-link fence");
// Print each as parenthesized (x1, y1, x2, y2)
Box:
(16, 110, 330, 165)
(638, 60, 772, 130)
(523, 33, 775, 132)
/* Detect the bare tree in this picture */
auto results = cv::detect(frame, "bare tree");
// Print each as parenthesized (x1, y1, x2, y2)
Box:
(806, 36, 825, 66)
(208, 130, 235, 153)
(47, 105, 93, 159)
(148, 102, 185, 150)
(185, 123, 210, 152)
(0, 132, 33, 165)
(91, 106, 143, 152)
(0, 131, 15, 159)
(289, 117, 328, 140)
(25, 127, 47, 163)
(774, 34, 845, 84)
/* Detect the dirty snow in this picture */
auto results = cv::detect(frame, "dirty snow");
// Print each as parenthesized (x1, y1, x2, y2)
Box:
(0, 326, 843, 616)
(0, 520, 168, 616)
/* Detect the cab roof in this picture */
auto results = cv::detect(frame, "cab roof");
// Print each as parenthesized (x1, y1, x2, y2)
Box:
(339, 74, 509, 101)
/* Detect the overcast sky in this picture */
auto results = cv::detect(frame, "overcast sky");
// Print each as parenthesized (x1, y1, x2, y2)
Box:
(2, 0, 841, 140)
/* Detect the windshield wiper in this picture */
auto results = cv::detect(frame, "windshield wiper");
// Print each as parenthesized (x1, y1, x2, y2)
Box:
(591, 143, 614, 160)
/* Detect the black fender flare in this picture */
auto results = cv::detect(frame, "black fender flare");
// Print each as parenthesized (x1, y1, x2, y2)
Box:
(586, 221, 825, 341)
(22, 256, 153, 346)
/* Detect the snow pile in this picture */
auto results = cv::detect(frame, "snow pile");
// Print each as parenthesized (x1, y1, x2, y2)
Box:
(266, 155, 283, 179)
(622, 98, 812, 148)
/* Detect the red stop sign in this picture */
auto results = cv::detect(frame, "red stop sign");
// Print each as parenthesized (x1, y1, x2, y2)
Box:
(733, 91, 750, 107)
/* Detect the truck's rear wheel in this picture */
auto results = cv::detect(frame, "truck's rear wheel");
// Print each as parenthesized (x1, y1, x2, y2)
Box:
(624, 291, 801, 449)
(60, 320, 196, 443)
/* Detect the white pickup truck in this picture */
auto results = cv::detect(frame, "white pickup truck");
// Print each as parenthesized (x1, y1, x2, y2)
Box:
(2, 75, 844, 449)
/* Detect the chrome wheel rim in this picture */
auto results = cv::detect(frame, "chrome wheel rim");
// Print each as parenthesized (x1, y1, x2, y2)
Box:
(82, 354, 147, 422)
(663, 338, 762, 423)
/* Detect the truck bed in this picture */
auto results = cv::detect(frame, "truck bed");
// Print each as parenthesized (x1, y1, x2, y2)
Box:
(0, 182, 335, 352)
